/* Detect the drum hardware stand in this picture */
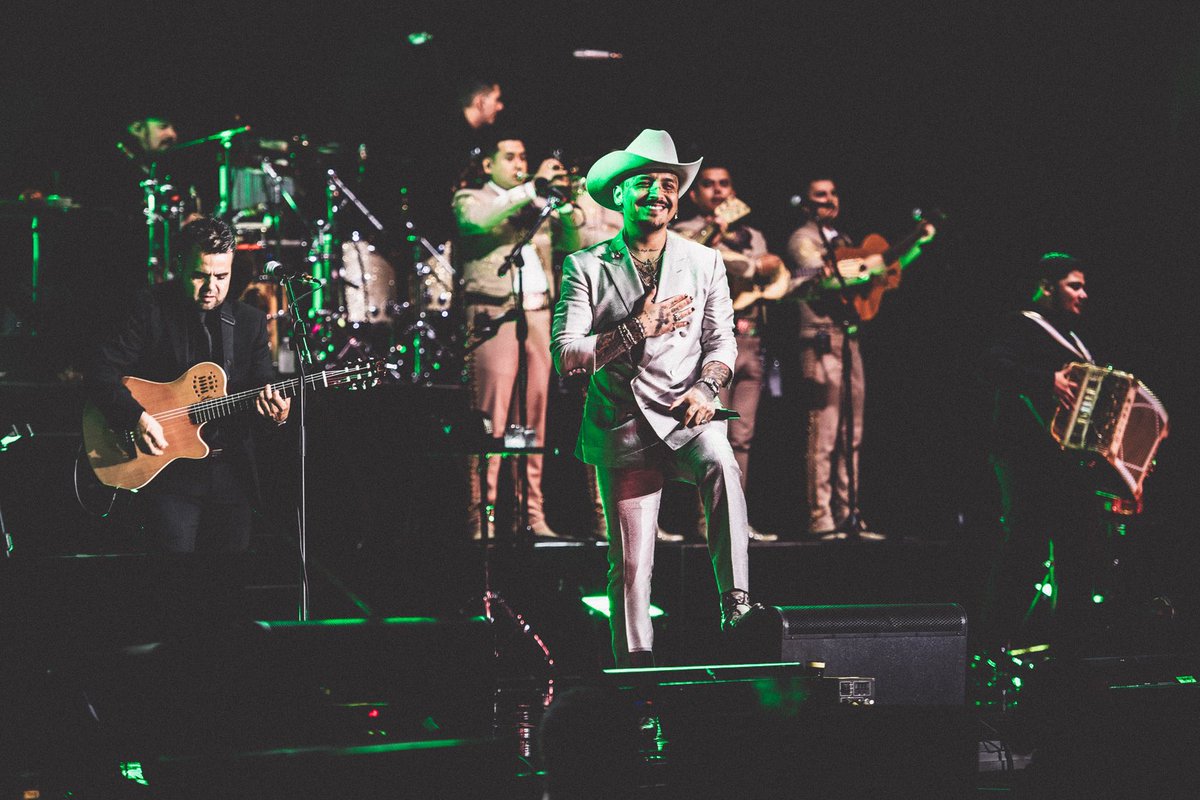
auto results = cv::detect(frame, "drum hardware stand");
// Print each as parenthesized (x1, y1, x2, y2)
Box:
(168, 124, 254, 220)
(496, 195, 566, 541)
(322, 170, 400, 366)
(260, 159, 306, 253)
(393, 192, 460, 386)
(814, 222, 866, 538)
(326, 169, 381, 314)
(117, 138, 167, 285)
(139, 173, 175, 285)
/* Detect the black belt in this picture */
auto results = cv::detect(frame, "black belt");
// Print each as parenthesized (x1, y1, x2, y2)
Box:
(463, 291, 512, 307)
(464, 290, 551, 308)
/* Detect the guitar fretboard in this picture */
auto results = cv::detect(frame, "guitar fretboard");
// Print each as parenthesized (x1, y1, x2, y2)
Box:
(151, 366, 369, 426)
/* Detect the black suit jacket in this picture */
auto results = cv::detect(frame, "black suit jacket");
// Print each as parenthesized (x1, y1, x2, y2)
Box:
(980, 309, 1092, 459)
(84, 282, 276, 494)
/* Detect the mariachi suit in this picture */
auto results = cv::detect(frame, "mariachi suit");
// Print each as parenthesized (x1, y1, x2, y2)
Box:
(84, 282, 276, 552)
(551, 231, 750, 664)
(787, 220, 862, 534)
(454, 181, 581, 532)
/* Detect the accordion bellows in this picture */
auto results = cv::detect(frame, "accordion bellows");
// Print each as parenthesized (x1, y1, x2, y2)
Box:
(1051, 362, 1169, 502)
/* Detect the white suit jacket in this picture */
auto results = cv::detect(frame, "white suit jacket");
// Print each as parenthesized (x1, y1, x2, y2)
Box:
(551, 231, 738, 466)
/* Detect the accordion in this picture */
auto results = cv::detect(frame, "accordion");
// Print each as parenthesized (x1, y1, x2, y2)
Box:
(1050, 362, 1168, 502)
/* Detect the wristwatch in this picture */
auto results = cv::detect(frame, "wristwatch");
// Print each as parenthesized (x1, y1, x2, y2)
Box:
(698, 376, 722, 397)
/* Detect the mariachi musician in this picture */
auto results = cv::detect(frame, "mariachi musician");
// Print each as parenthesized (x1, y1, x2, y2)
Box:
(786, 176, 935, 541)
(979, 253, 1100, 651)
(453, 135, 582, 539)
(672, 163, 788, 542)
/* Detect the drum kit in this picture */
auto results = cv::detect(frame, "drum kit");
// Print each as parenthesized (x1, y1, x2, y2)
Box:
(146, 127, 464, 385)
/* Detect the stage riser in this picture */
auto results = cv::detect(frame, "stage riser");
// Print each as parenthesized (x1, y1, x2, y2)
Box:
(0, 539, 975, 671)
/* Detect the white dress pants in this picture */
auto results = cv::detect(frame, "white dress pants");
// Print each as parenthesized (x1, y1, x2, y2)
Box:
(595, 424, 751, 665)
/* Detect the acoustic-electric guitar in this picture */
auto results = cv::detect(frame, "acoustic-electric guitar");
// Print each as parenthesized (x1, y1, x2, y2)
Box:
(82, 360, 383, 490)
(816, 208, 943, 321)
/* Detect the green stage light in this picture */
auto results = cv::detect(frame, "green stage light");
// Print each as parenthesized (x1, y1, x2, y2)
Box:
(120, 761, 149, 786)
(1008, 643, 1050, 656)
(407, 31, 432, 46)
(1092, 593, 1105, 604)
(582, 595, 664, 619)
(257, 616, 448, 628)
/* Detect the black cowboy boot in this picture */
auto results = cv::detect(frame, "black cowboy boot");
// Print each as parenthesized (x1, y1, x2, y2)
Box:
(720, 589, 765, 632)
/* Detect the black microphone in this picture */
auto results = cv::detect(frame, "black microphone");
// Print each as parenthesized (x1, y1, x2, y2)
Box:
(262, 261, 322, 284)
(535, 177, 572, 203)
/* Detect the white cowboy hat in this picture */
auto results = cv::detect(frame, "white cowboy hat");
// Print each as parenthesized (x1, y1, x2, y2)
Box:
(585, 129, 703, 211)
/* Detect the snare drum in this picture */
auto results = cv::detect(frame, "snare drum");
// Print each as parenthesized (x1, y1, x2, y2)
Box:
(339, 237, 398, 324)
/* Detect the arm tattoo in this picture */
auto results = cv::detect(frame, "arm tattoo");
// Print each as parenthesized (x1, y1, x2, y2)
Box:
(594, 319, 647, 369)
(701, 361, 733, 389)
(594, 329, 628, 369)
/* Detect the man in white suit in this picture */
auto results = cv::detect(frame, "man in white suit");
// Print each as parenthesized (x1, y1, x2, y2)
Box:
(551, 130, 760, 667)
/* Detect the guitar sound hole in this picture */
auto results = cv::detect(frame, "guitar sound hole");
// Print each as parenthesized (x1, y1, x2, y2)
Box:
(192, 374, 219, 398)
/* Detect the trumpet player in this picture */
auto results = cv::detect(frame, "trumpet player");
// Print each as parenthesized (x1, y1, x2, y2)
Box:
(454, 136, 582, 539)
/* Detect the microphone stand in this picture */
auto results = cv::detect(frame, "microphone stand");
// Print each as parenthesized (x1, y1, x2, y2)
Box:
(496, 195, 563, 541)
(814, 218, 865, 539)
(279, 274, 315, 619)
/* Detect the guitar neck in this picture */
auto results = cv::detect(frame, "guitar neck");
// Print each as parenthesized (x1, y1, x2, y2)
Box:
(882, 223, 927, 265)
(189, 371, 331, 422)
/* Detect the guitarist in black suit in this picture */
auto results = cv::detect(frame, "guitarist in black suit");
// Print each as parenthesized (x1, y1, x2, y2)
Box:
(83, 217, 290, 553)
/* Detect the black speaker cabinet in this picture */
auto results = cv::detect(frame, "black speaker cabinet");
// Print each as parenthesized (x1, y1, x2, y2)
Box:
(743, 603, 967, 705)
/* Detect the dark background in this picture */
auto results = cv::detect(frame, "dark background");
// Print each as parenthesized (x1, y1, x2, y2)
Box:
(2, 1, 1197, 553)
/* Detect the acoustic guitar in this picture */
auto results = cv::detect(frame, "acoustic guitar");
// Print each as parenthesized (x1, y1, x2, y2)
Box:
(82, 360, 383, 490)
(678, 197, 791, 311)
(818, 209, 942, 321)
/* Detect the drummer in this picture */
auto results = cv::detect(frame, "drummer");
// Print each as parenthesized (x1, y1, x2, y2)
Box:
(122, 114, 179, 170)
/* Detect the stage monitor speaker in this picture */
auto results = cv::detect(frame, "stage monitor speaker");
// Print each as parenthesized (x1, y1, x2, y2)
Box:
(740, 603, 967, 705)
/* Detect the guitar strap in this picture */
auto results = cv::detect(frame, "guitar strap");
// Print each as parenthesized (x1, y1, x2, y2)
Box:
(220, 304, 236, 375)
(1020, 310, 1093, 363)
